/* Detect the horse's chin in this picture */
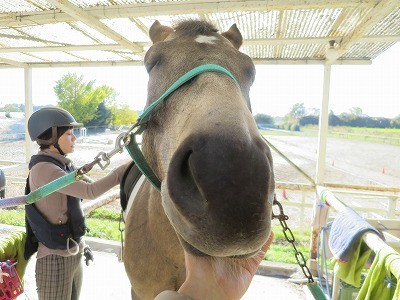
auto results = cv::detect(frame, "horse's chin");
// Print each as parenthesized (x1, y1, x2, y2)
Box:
(177, 233, 260, 259)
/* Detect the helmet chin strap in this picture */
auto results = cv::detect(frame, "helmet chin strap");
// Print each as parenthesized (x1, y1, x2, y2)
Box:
(51, 127, 66, 156)
(54, 143, 66, 156)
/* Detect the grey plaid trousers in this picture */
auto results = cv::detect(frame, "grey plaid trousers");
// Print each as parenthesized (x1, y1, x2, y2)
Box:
(36, 253, 83, 300)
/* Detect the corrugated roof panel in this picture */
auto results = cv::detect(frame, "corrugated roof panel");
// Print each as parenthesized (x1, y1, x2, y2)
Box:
(18, 23, 99, 45)
(72, 21, 117, 44)
(0, 28, 27, 36)
(138, 14, 200, 29)
(28, 51, 85, 62)
(331, 7, 372, 37)
(0, 52, 44, 63)
(368, 7, 400, 35)
(241, 45, 275, 60)
(0, 0, 41, 13)
(0, 1, 398, 66)
(114, 51, 143, 61)
(283, 8, 341, 38)
(344, 41, 396, 59)
(0, 37, 46, 48)
(68, 0, 111, 7)
(209, 11, 279, 39)
(101, 18, 150, 42)
(68, 50, 128, 61)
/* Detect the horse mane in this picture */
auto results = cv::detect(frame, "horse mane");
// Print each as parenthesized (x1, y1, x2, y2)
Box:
(174, 20, 218, 36)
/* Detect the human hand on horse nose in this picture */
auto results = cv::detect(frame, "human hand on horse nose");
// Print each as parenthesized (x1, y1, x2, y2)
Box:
(177, 231, 274, 300)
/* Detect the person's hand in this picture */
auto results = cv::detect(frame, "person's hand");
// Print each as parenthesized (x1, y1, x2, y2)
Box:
(178, 232, 274, 300)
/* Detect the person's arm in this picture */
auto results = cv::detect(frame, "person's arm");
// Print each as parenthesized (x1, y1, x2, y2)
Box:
(155, 232, 274, 300)
(32, 161, 129, 200)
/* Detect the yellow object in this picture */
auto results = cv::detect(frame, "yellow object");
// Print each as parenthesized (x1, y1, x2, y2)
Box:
(0, 231, 29, 279)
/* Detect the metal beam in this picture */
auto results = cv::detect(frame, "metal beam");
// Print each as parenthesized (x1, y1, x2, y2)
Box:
(24, 67, 34, 163)
(0, 35, 398, 54)
(45, 0, 144, 54)
(0, 0, 380, 26)
(0, 58, 371, 69)
(0, 57, 26, 67)
(315, 64, 332, 184)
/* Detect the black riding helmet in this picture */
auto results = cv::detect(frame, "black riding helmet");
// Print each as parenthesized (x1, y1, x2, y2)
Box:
(28, 107, 81, 154)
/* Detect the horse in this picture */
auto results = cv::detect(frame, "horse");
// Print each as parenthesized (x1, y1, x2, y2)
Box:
(123, 19, 275, 299)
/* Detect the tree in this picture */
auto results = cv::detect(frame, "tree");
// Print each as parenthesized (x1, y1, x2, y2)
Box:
(254, 114, 274, 125)
(1, 104, 21, 112)
(289, 103, 306, 120)
(349, 107, 363, 117)
(109, 103, 138, 126)
(54, 73, 117, 125)
(390, 115, 400, 129)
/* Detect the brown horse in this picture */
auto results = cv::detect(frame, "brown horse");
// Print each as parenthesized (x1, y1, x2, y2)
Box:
(123, 20, 275, 299)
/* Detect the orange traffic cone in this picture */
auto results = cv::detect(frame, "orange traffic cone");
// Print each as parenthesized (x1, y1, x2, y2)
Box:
(282, 189, 288, 199)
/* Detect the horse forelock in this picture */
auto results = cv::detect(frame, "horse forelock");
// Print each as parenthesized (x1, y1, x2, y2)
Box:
(174, 20, 218, 36)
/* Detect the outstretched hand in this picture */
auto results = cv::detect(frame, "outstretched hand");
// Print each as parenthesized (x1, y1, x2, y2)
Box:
(178, 232, 274, 300)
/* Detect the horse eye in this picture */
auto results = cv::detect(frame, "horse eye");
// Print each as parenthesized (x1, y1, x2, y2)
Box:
(144, 44, 164, 73)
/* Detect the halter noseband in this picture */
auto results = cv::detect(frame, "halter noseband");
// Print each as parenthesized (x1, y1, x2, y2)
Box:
(125, 64, 239, 191)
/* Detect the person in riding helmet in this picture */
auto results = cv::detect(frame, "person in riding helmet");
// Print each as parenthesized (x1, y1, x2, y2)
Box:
(25, 106, 129, 300)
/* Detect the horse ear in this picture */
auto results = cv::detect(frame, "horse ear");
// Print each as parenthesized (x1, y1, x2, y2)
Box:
(149, 20, 174, 44)
(221, 24, 243, 49)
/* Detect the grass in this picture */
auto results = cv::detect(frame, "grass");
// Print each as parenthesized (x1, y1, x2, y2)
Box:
(267, 223, 310, 264)
(0, 207, 122, 241)
(0, 207, 310, 265)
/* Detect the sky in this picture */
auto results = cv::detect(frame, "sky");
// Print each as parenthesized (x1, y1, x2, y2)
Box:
(0, 42, 399, 118)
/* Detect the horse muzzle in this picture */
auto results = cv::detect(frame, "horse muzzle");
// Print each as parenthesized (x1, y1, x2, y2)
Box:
(163, 133, 274, 257)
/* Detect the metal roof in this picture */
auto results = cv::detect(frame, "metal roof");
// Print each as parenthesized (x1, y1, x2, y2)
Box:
(0, 0, 399, 68)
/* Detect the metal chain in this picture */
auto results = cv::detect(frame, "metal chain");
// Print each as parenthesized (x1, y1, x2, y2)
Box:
(272, 194, 315, 283)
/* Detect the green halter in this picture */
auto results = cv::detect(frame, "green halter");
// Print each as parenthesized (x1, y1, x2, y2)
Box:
(125, 64, 239, 191)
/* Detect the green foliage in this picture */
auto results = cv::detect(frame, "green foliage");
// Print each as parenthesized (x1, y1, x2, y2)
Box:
(290, 123, 300, 131)
(87, 208, 120, 221)
(254, 114, 274, 125)
(0, 208, 25, 226)
(1, 104, 21, 113)
(109, 103, 138, 126)
(54, 73, 117, 126)
(289, 103, 306, 120)
(0, 208, 313, 263)
(266, 224, 310, 264)
(390, 115, 400, 129)
(85, 101, 112, 127)
(86, 218, 120, 240)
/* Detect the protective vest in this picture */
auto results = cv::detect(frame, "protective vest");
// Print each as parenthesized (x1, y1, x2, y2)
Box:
(24, 155, 87, 260)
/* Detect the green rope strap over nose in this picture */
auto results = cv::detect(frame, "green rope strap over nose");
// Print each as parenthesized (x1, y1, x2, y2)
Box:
(125, 64, 239, 192)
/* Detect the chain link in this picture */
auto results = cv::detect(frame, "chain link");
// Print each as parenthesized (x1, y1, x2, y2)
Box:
(272, 194, 314, 283)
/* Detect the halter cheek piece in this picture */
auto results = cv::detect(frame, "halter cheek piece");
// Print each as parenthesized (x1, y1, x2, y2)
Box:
(125, 64, 239, 191)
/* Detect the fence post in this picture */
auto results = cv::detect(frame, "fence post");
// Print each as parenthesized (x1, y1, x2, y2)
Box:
(387, 196, 398, 218)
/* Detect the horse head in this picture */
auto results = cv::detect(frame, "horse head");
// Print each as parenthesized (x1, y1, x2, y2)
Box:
(141, 20, 275, 258)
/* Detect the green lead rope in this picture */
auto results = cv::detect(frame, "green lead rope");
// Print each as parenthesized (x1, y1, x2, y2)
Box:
(26, 171, 80, 204)
(0, 171, 81, 208)
(307, 282, 328, 300)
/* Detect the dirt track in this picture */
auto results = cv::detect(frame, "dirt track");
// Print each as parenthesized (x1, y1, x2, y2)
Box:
(267, 135, 400, 188)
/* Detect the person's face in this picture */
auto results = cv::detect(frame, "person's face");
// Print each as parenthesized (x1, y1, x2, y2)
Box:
(57, 128, 76, 154)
